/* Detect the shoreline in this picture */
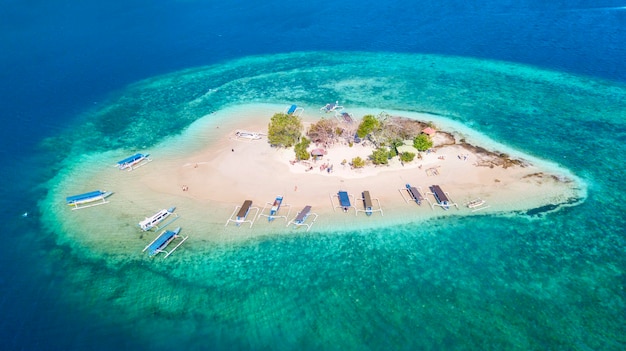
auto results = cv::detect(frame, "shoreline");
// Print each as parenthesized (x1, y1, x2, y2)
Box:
(43, 103, 586, 256)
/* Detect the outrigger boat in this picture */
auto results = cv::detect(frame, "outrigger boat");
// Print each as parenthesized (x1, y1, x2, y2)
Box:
(285, 104, 304, 116)
(142, 227, 188, 258)
(116, 153, 151, 171)
(225, 200, 258, 227)
(258, 196, 290, 222)
(286, 205, 318, 232)
(405, 184, 424, 205)
(268, 196, 283, 221)
(138, 207, 177, 231)
(362, 191, 373, 216)
(320, 101, 343, 113)
(235, 130, 262, 140)
(466, 198, 490, 212)
(338, 191, 351, 212)
(467, 198, 486, 209)
(429, 185, 451, 210)
(356, 190, 383, 216)
(236, 200, 253, 225)
(66, 190, 113, 210)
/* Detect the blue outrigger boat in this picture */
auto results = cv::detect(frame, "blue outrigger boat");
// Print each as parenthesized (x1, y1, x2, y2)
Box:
(405, 184, 424, 205)
(338, 191, 351, 212)
(143, 227, 188, 258)
(116, 153, 151, 170)
(66, 190, 113, 210)
(285, 104, 304, 116)
(268, 196, 283, 221)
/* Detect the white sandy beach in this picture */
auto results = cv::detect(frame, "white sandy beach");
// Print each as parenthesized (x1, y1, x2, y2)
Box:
(47, 104, 585, 256)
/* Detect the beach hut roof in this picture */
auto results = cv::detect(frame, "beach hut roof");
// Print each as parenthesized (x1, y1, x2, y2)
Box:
(397, 145, 418, 154)
(422, 127, 436, 135)
(311, 148, 326, 156)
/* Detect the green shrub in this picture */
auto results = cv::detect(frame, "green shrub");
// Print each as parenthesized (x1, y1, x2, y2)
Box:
(352, 156, 366, 168)
(413, 134, 433, 151)
(400, 152, 415, 162)
(371, 148, 389, 165)
(294, 137, 311, 160)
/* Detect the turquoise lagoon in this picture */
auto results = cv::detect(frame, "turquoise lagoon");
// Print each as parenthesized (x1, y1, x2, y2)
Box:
(35, 52, 626, 350)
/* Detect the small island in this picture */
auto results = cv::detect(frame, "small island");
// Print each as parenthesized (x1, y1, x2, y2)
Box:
(48, 103, 585, 257)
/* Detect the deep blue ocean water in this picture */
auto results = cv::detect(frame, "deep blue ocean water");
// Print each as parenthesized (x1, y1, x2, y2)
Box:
(2, 1, 625, 350)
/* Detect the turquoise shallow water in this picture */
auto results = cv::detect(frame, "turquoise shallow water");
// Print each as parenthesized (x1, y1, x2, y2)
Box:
(29, 52, 626, 350)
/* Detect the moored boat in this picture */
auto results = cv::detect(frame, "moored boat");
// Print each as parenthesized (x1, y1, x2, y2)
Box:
(405, 184, 424, 205)
(116, 153, 151, 170)
(467, 198, 485, 208)
(138, 207, 176, 231)
(143, 227, 188, 258)
(66, 190, 113, 209)
(269, 196, 283, 221)
(235, 131, 262, 140)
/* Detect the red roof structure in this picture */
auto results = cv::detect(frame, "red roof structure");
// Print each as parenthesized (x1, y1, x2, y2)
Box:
(422, 127, 436, 136)
(311, 148, 326, 156)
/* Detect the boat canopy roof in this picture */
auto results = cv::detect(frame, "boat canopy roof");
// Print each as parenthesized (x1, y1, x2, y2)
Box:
(148, 228, 179, 255)
(362, 191, 373, 208)
(117, 153, 146, 165)
(430, 185, 450, 202)
(66, 190, 105, 203)
(338, 191, 351, 207)
(295, 206, 311, 222)
(236, 200, 253, 218)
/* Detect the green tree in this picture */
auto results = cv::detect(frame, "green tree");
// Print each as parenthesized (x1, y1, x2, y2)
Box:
(351, 156, 365, 168)
(400, 152, 416, 162)
(294, 137, 311, 161)
(371, 148, 389, 165)
(356, 114, 381, 138)
(413, 134, 433, 151)
(268, 113, 303, 147)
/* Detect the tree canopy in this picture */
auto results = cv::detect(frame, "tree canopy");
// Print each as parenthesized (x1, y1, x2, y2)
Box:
(267, 113, 303, 147)
(413, 134, 433, 151)
(356, 114, 381, 138)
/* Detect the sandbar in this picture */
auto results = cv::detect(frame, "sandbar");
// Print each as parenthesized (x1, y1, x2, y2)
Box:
(46, 103, 585, 257)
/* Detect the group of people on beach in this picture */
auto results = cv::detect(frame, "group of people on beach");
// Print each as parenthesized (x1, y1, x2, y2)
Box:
(319, 163, 334, 173)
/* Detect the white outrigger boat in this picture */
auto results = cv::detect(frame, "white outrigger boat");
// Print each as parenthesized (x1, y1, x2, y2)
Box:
(138, 207, 178, 231)
(466, 198, 490, 212)
(234, 130, 262, 140)
(467, 198, 485, 208)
